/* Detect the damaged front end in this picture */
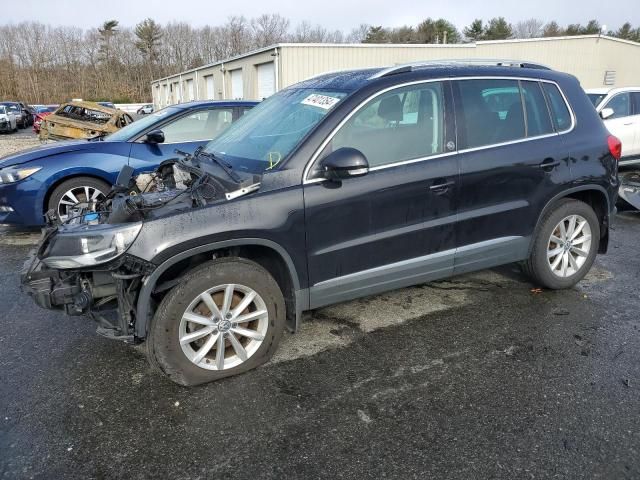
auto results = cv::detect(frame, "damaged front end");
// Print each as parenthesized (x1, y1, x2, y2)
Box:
(21, 149, 261, 342)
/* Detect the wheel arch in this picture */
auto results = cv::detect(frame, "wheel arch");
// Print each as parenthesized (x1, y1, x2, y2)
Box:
(135, 239, 306, 339)
(531, 185, 611, 256)
(43, 172, 113, 215)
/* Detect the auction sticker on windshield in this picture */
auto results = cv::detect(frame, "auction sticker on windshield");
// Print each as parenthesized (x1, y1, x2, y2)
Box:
(301, 94, 341, 110)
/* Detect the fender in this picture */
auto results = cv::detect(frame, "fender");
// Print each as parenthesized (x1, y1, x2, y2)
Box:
(529, 184, 612, 255)
(134, 238, 308, 338)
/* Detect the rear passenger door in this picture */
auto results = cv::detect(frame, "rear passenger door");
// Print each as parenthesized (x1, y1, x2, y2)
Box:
(452, 78, 572, 274)
(304, 81, 458, 308)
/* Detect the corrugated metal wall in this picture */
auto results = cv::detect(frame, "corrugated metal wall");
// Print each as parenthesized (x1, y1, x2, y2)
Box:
(151, 36, 640, 107)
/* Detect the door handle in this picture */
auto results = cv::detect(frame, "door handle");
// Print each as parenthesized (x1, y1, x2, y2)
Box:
(539, 159, 561, 170)
(429, 180, 455, 192)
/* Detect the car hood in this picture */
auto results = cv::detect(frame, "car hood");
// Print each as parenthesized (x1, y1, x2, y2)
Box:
(0, 139, 105, 168)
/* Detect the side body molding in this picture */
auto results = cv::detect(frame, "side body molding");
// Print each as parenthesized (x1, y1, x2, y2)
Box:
(135, 238, 306, 338)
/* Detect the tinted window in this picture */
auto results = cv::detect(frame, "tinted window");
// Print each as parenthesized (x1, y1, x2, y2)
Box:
(542, 83, 572, 131)
(162, 108, 233, 143)
(604, 93, 632, 119)
(633, 93, 640, 115)
(329, 82, 444, 167)
(520, 81, 554, 137)
(457, 79, 525, 149)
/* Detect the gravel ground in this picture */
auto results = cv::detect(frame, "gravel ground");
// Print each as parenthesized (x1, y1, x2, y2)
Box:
(0, 129, 41, 157)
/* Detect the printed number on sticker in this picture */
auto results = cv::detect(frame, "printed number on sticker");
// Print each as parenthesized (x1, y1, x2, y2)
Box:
(301, 94, 341, 110)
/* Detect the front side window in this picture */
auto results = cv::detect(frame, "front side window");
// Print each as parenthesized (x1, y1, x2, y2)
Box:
(328, 82, 445, 168)
(604, 93, 632, 119)
(161, 108, 234, 143)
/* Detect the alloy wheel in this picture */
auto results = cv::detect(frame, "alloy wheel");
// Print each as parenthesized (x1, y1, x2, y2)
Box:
(57, 186, 105, 221)
(179, 283, 269, 370)
(546, 214, 592, 278)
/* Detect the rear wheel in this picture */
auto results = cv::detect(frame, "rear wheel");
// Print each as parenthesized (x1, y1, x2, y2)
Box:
(523, 199, 600, 289)
(47, 177, 110, 222)
(147, 258, 286, 386)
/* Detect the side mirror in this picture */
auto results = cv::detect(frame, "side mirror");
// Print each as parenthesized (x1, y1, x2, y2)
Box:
(145, 129, 165, 144)
(600, 107, 615, 120)
(320, 147, 369, 181)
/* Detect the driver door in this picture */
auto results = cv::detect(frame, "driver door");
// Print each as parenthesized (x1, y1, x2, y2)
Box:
(128, 107, 235, 174)
(304, 81, 458, 308)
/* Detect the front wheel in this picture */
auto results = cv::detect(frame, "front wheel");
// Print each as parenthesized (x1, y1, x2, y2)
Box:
(523, 199, 600, 289)
(147, 258, 286, 386)
(47, 177, 111, 222)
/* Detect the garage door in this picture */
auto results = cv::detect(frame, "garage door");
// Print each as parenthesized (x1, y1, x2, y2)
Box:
(257, 62, 275, 99)
(231, 69, 243, 99)
(205, 75, 215, 99)
(186, 79, 194, 101)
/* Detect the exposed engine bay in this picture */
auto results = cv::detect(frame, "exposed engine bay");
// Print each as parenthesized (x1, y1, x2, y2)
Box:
(68, 147, 261, 225)
(21, 148, 262, 342)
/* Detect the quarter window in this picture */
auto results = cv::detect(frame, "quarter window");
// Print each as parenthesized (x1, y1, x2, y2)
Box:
(161, 108, 234, 143)
(542, 83, 572, 131)
(328, 82, 445, 168)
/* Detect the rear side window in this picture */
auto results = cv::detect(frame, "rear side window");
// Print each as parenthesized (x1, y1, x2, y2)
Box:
(520, 81, 554, 137)
(456, 79, 525, 149)
(542, 83, 572, 131)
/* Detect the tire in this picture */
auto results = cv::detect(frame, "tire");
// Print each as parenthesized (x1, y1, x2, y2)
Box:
(147, 257, 286, 386)
(522, 198, 600, 289)
(47, 177, 111, 222)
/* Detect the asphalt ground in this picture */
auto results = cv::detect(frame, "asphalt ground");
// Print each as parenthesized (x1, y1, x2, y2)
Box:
(0, 211, 639, 479)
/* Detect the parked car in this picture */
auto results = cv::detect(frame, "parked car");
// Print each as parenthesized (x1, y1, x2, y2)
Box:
(0, 105, 18, 133)
(39, 101, 134, 141)
(137, 104, 154, 115)
(0, 102, 30, 128)
(22, 62, 619, 386)
(33, 105, 58, 134)
(0, 100, 257, 225)
(586, 87, 640, 164)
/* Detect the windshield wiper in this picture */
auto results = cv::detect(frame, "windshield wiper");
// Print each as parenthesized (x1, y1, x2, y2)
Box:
(195, 148, 242, 183)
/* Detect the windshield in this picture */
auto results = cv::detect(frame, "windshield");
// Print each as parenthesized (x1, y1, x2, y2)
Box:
(105, 106, 181, 142)
(0, 106, 5, 115)
(1, 103, 20, 112)
(204, 88, 348, 173)
(587, 93, 607, 108)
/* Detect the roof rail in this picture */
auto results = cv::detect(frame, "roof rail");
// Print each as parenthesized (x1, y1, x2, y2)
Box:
(370, 59, 552, 79)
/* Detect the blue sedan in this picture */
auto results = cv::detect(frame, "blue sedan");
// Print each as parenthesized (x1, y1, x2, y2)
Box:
(0, 100, 257, 225)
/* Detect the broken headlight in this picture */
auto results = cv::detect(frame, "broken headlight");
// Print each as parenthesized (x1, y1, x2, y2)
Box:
(0, 166, 42, 184)
(42, 223, 143, 269)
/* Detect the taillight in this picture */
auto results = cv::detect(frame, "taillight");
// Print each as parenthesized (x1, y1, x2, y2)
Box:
(608, 135, 622, 161)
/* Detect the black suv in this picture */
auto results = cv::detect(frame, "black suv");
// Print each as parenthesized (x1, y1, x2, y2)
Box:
(22, 61, 620, 385)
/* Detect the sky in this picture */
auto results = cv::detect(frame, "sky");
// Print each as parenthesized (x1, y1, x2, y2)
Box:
(3, 0, 640, 32)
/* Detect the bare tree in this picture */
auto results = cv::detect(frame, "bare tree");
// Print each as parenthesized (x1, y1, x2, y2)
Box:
(514, 18, 544, 38)
(251, 13, 290, 47)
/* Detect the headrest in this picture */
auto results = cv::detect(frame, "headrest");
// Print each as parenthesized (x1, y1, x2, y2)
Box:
(378, 95, 403, 122)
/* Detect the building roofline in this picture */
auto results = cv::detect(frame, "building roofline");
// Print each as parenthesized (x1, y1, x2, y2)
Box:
(151, 35, 640, 85)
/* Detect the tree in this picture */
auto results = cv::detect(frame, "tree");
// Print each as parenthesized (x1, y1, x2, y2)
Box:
(514, 18, 543, 38)
(363, 26, 389, 43)
(582, 19, 601, 34)
(463, 19, 484, 42)
(615, 22, 634, 39)
(251, 13, 289, 48)
(543, 21, 564, 37)
(98, 19, 119, 63)
(135, 18, 162, 62)
(346, 24, 370, 43)
(483, 17, 513, 40)
(565, 24, 582, 36)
